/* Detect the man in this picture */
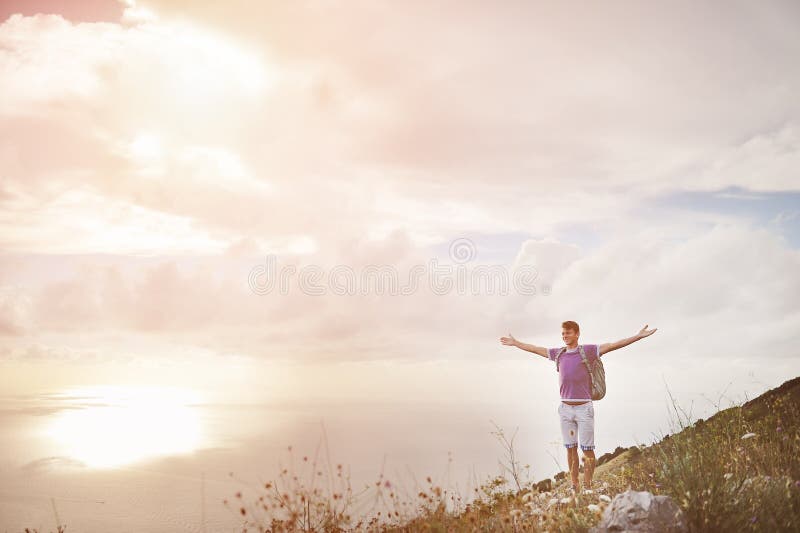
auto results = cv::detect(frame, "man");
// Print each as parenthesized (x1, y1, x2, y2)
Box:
(500, 321, 657, 493)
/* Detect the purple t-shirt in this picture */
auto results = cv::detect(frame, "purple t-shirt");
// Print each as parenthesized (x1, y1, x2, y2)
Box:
(547, 344, 601, 401)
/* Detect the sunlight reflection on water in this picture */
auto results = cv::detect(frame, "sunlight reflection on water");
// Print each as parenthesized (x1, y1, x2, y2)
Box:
(42, 386, 204, 468)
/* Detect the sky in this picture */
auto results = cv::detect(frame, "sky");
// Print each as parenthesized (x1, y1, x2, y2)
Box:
(1, 0, 800, 504)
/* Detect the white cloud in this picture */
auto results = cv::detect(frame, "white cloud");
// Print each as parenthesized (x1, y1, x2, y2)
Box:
(693, 123, 800, 192)
(121, 0, 158, 26)
(0, 219, 794, 370)
(0, 286, 32, 335)
(512, 239, 582, 292)
(3, 2, 799, 258)
(0, 184, 230, 254)
(539, 223, 800, 358)
(0, 14, 117, 114)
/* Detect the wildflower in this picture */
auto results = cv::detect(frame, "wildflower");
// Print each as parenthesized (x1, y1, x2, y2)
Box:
(777, 427, 783, 432)
(587, 504, 601, 513)
(548, 498, 559, 507)
(522, 491, 533, 503)
(794, 480, 800, 488)
(599, 495, 612, 503)
(751, 516, 758, 524)
(724, 473, 733, 480)
(741, 433, 757, 440)
(559, 497, 571, 504)
(530, 508, 543, 515)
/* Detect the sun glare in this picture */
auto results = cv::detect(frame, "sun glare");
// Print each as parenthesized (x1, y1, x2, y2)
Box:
(44, 386, 204, 469)
(159, 22, 272, 101)
(129, 132, 163, 160)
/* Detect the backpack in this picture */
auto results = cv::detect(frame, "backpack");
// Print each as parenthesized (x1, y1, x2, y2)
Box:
(555, 345, 606, 401)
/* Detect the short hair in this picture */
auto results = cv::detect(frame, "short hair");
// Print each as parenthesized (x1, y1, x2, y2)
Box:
(561, 321, 580, 334)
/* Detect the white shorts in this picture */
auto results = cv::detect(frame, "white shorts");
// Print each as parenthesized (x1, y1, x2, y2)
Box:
(558, 402, 595, 451)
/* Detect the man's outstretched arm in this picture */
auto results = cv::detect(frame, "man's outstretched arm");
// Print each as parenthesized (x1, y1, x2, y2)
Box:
(599, 324, 657, 356)
(500, 333, 549, 358)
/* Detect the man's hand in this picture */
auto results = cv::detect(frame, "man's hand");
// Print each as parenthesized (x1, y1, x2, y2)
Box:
(501, 334, 549, 358)
(636, 324, 657, 339)
(500, 333, 518, 347)
(600, 324, 658, 355)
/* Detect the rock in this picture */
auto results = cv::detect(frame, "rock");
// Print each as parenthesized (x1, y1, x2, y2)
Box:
(589, 489, 687, 533)
(534, 478, 553, 492)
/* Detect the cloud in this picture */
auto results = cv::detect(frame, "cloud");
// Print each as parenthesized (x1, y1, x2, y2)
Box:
(20, 455, 86, 473)
(0, 219, 795, 369)
(3, 2, 798, 258)
(132, 0, 800, 187)
(694, 123, 800, 192)
(538, 223, 800, 358)
(512, 239, 582, 292)
(0, 287, 32, 335)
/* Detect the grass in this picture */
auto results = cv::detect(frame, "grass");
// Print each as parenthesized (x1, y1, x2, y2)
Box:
(623, 378, 800, 531)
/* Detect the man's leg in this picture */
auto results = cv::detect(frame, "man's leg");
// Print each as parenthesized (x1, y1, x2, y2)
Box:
(577, 403, 596, 490)
(558, 403, 580, 490)
(582, 450, 596, 488)
(567, 446, 580, 489)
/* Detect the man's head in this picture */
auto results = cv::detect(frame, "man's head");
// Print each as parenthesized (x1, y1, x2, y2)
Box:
(561, 321, 580, 346)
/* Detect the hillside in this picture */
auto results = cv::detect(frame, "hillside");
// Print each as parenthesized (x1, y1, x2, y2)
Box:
(594, 376, 800, 481)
